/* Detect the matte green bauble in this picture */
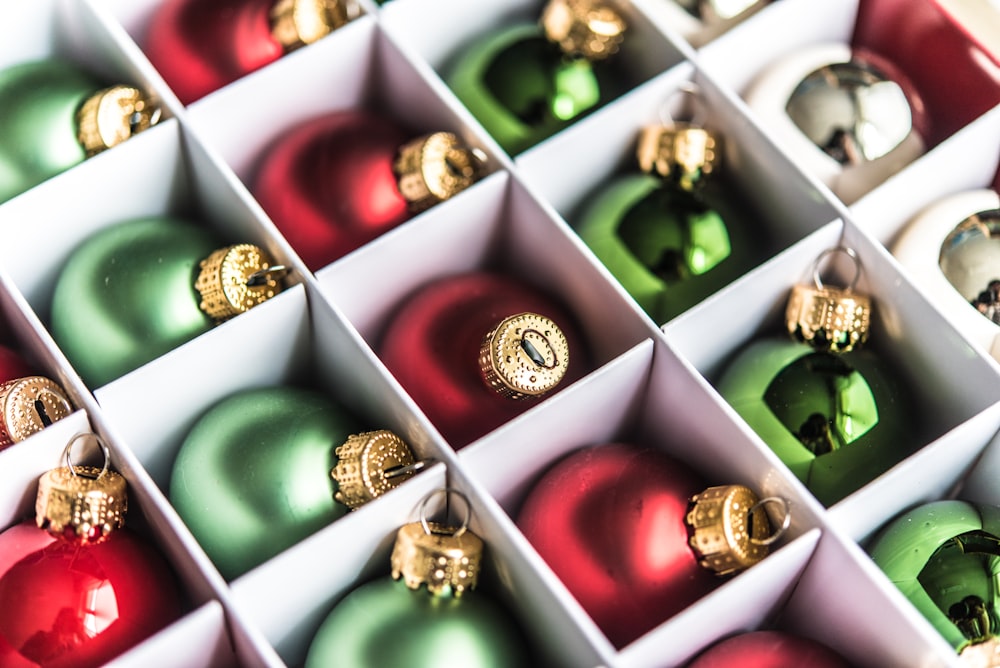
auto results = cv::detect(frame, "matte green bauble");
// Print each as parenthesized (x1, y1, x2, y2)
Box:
(716, 338, 915, 506)
(869, 500, 1000, 654)
(305, 577, 528, 668)
(50, 217, 218, 387)
(446, 2, 627, 156)
(576, 173, 759, 323)
(0, 60, 158, 203)
(170, 386, 363, 580)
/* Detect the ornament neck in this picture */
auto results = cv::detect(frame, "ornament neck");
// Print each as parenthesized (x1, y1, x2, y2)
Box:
(76, 86, 161, 157)
(686, 485, 788, 576)
(195, 244, 287, 322)
(540, 0, 627, 61)
(270, 0, 354, 51)
(331, 430, 425, 509)
(393, 132, 482, 213)
(478, 312, 570, 400)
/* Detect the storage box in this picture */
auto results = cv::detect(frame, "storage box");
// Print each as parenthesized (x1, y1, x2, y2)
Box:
(1, 0, 999, 666)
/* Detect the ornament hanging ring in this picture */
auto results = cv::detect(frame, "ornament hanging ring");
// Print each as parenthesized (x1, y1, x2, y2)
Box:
(62, 432, 112, 480)
(418, 487, 472, 539)
(38, 386, 73, 427)
(812, 245, 862, 292)
(658, 80, 707, 129)
(384, 458, 432, 480)
(748, 496, 791, 547)
(246, 265, 290, 288)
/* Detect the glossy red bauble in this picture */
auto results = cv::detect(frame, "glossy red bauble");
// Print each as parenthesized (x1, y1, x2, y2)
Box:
(253, 111, 412, 271)
(145, 0, 285, 105)
(0, 521, 183, 667)
(0, 344, 35, 384)
(379, 271, 587, 448)
(687, 630, 852, 668)
(516, 443, 716, 648)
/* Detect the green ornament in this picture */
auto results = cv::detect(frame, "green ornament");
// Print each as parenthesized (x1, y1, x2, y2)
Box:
(716, 337, 915, 506)
(50, 217, 219, 387)
(0, 59, 159, 203)
(446, 1, 627, 155)
(870, 500, 1000, 654)
(170, 387, 363, 580)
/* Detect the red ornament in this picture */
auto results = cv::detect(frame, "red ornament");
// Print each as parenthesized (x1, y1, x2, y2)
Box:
(0, 344, 35, 384)
(379, 271, 587, 448)
(0, 522, 183, 667)
(516, 443, 717, 648)
(145, 0, 284, 105)
(252, 111, 412, 271)
(687, 630, 853, 668)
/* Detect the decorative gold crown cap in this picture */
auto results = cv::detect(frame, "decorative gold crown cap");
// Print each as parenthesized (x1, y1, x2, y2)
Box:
(195, 244, 286, 322)
(391, 521, 483, 597)
(636, 124, 720, 192)
(0, 376, 73, 450)
(331, 430, 418, 510)
(686, 485, 786, 576)
(394, 132, 481, 213)
(786, 246, 871, 353)
(270, 0, 354, 50)
(541, 0, 627, 61)
(36, 464, 127, 545)
(479, 312, 570, 401)
(77, 85, 161, 157)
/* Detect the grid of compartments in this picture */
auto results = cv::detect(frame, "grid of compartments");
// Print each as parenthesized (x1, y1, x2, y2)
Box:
(2, 0, 1000, 666)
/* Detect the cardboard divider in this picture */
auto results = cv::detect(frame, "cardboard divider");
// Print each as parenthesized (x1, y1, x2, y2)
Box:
(105, 601, 239, 668)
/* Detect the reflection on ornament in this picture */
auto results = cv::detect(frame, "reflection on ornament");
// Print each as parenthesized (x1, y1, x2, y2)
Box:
(170, 386, 419, 580)
(252, 111, 481, 271)
(50, 217, 284, 387)
(0, 60, 159, 203)
(893, 189, 1000, 359)
(446, 0, 628, 154)
(145, 0, 356, 104)
(305, 489, 529, 667)
(378, 271, 586, 448)
(517, 443, 786, 647)
(745, 43, 926, 204)
(687, 630, 853, 668)
(576, 109, 765, 322)
(716, 338, 916, 506)
(870, 500, 1000, 657)
(0, 435, 182, 666)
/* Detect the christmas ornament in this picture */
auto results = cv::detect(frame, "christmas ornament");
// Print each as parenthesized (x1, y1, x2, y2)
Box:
(869, 500, 1000, 659)
(687, 630, 852, 668)
(516, 442, 788, 648)
(170, 386, 421, 580)
(0, 59, 160, 204)
(50, 217, 286, 387)
(305, 488, 530, 668)
(0, 434, 183, 667)
(574, 105, 759, 322)
(446, 0, 629, 155)
(716, 337, 915, 506)
(144, 0, 357, 105)
(893, 189, 1000, 358)
(378, 271, 586, 448)
(252, 110, 482, 271)
(785, 246, 872, 353)
(744, 43, 926, 204)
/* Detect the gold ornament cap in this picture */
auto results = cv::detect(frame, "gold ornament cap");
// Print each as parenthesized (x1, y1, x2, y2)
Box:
(390, 490, 482, 597)
(636, 124, 720, 192)
(686, 485, 788, 576)
(541, 0, 627, 61)
(195, 244, 286, 322)
(270, 0, 353, 50)
(786, 246, 871, 353)
(36, 434, 127, 545)
(479, 312, 570, 400)
(77, 85, 161, 157)
(0, 376, 73, 450)
(331, 430, 420, 510)
(394, 132, 481, 213)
